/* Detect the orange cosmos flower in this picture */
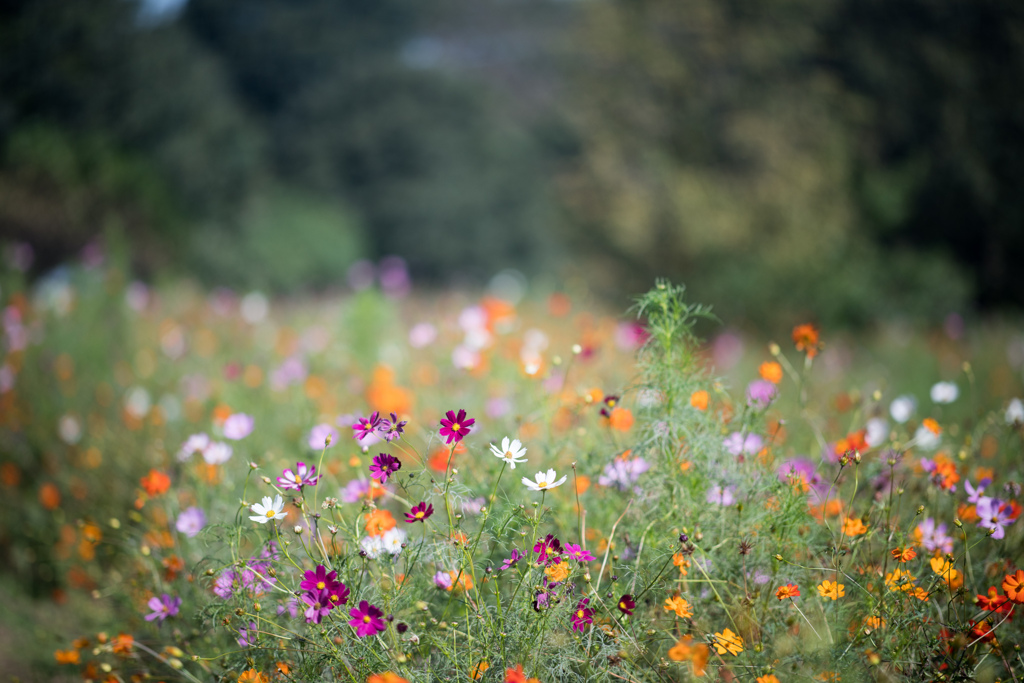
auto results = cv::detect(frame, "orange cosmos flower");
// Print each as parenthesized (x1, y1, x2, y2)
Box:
(664, 595, 693, 618)
(667, 636, 709, 675)
(673, 552, 690, 576)
(364, 509, 396, 537)
(890, 547, 917, 563)
(39, 482, 61, 510)
(140, 469, 171, 497)
(757, 676, 781, 683)
(841, 516, 868, 536)
(54, 649, 80, 665)
(689, 390, 709, 410)
(775, 583, 800, 600)
(469, 661, 489, 680)
(1003, 569, 1024, 603)
(238, 670, 269, 683)
(759, 362, 783, 384)
(884, 567, 916, 592)
(792, 324, 821, 358)
(544, 558, 570, 583)
(608, 407, 634, 431)
(713, 628, 744, 655)
(504, 664, 540, 683)
(110, 633, 134, 655)
(817, 580, 845, 600)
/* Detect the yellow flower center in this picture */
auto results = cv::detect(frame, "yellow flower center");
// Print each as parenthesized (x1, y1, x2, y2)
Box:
(316, 581, 325, 590)
(363, 615, 372, 624)
(415, 511, 424, 518)
(265, 509, 276, 518)
(619, 601, 626, 610)
(452, 423, 461, 431)
(577, 610, 585, 618)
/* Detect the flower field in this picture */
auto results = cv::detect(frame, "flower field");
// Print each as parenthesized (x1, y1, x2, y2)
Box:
(2, 264, 1024, 682)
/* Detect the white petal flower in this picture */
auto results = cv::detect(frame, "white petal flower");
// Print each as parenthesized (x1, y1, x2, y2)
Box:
(864, 417, 889, 448)
(360, 535, 384, 560)
(203, 441, 233, 465)
(930, 381, 959, 404)
(889, 395, 917, 424)
(1006, 398, 1024, 425)
(913, 424, 941, 451)
(249, 495, 286, 524)
(489, 437, 528, 469)
(521, 468, 567, 491)
(382, 527, 407, 555)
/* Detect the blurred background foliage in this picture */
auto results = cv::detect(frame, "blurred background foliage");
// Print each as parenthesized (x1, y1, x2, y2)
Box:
(1, 0, 1021, 326)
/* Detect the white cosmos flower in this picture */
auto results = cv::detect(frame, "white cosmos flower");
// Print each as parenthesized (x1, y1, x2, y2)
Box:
(382, 527, 407, 555)
(203, 441, 233, 465)
(913, 424, 941, 451)
(490, 437, 528, 469)
(864, 417, 889, 448)
(1006, 398, 1024, 425)
(249, 495, 287, 524)
(522, 468, 567, 492)
(361, 535, 384, 560)
(930, 381, 959, 404)
(889, 395, 917, 424)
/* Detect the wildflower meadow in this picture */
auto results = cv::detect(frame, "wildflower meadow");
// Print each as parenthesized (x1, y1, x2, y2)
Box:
(3, 261, 1024, 683)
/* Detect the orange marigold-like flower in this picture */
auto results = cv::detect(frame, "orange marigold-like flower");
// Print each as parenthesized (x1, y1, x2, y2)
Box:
(664, 595, 693, 618)
(110, 633, 134, 655)
(757, 675, 781, 683)
(667, 636, 709, 676)
(469, 661, 489, 680)
(890, 547, 917, 563)
(54, 649, 80, 665)
(922, 418, 942, 435)
(776, 583, 800, 600)
(841, 516, 868, 536)
(713, 628, 744, 655)
(1002, 569, 1024, 603)
(238, 670, 269, 683)
(544, 558, 570, 583)
(140, 469, 171, 497)
(689, 390, 709, 410)
(792, 324, 821, 358)
(608, 407, 634, 431)
(884, 567, 916, 592)
(930, 556, 963, 589)
(759, 362, 783, 384)
(504, 664, 540, 683)
(364, 509, 396, 537)
(672, 552, 690, 576)
(367, 673, 409, 683)
(817, 580, 845, 600)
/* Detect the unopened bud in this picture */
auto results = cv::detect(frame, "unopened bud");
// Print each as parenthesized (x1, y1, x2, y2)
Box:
(254, 602, 261, 612)
(916, 505, 924, 515)
(954, 518, 963, 528)
(249, 462, 258, 469)
(769, 343, 781, 356)
(853, 451, 862, 464)
(261, 476, 271, 484)
(294, 525, 303, 535)
(775, 554, 784, 561)
(325, 433, 333, 446)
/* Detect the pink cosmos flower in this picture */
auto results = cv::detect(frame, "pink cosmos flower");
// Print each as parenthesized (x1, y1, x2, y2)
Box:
(565, 543, 595, 563)
(439, 409, 474, 444)
(348, 600, 386, 637)
(352, 412, 381, 441)
(277, 462, 320, 491)
(570, 598, 594, 632)
(145, 594, 181, 622)
(405, 502, 434, 523)
(223, 413, 254, 440)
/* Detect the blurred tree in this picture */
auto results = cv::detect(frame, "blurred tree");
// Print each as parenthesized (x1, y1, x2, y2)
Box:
(821, 0, 1024, 309)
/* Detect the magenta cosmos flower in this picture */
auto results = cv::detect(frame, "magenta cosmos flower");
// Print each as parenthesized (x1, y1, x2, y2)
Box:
(565, 543, 595, 563)
(277, 462, 321, 491)
(352, 412, 381, 441)
(571, 598, 594, 632)
(405, 502, 433, 523)
(439, 409, 474, 444)
(369, 453, 402, 484)
(302, 588, 334, 624)
(378, 412, 407, 442)
(145, 594, 181, 622)
(348, 600, 387, 637)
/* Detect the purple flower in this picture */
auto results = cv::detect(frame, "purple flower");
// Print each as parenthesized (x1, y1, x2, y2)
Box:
(462, 497, 486, 515)
(964, 480, 987, 504)
(340, 478, 374, 503)
(724, 432, 763, 457)
(177, 433, 210, 462)
(434, 571, 454, 589)
(916, 518, 954, 554)
(302, 588, 334, 624)
(222, 413, 254, 440)
(565, 543, 595, 563)
(439, 409, 475, 444)
(597, 456, 651, 491)
(377, 412, 407, 442)
(278, 462, 321, 491)
(270, 356, 307, 391)
(617, 594, 635, 616)
(405, 502, 434, 523)
(237, 621, 258, 647)
(214, 569, 237, 599)
(500, 548, 524, 571)
(308, 423, 339, 450)
(570, 598, 594, 632)
(369, 453, 402, 484)
(746, 379, 778, 409)
(348, 600, 387, 637)
(144, 594, 181, 622)
(300, 565, 340, 593)
(352, 412, 381, 441)
(533, 534, 563, 565)
(977, 497, 1015, 539)
(175, 506, 206, 538)
(706, 484, 736, 506)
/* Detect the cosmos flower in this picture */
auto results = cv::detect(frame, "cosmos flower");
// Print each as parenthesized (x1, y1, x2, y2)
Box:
(791, 323, 820, 358)
(664, 595, 692, 618)
(775, 584, 800, 600)
(500, 549, 524, 571)
(439, 409, 475, 444)
(144, 594, 181, 622)
(349, 601, 387, 637)
(369, 453, 402, 484)
(713, 628, 744, 655)
(976, 497, 1015, 539)
(361, 536, 385, 560)
(377, 413, 407, 442)
(616, 594, 635, 616)
(746, 379, 778, 409)
(177, 433, 210, 461)
(916, 518, 954, 554)
(597, 456, 651, 491)
(570, 598, 594, 632)
(175, 507, 206, 538)
(817, 580, 845, 600)
(277, 462, 320, 491)
(533, 535, 563, 564)
(250, 495, 287, 524)
(302, 588, 334, 624)
(405, 502, 434, 523)
(1006, 398, 1024, 425)
(202, 441, 233, 465)
(522, 469, 567, 492)
(353, 412, 382, 441)
(889, 395, 917, 423)
(930, 381, 959, 404)
(489, 437, 528, 469)
(381, 527, 407, 555)
(564, 543, 595, 562)
(706, 484, 736, 506)
(223, 413, 255, 440)
(300, 565, 341, 594)
(724, 432, 763, 457)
